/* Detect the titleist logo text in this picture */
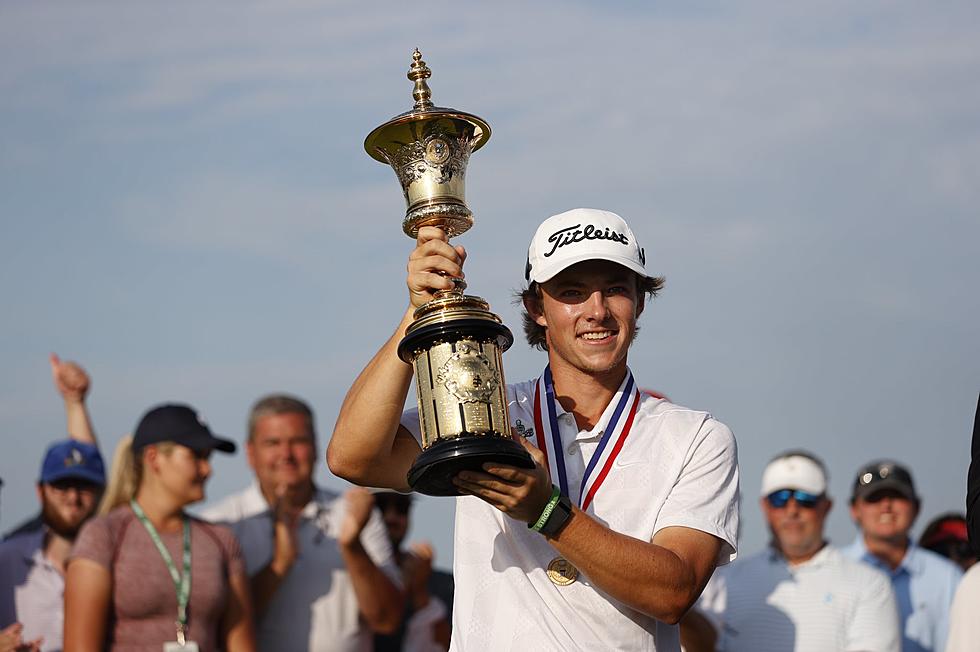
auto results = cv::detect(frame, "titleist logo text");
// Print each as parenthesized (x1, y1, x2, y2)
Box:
(543, 224, 629, 257)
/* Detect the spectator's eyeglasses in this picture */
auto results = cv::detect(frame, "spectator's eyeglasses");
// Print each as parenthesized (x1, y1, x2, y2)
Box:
(47, 478, 100, 494)
(766, 489, 822, 509)
(861, 489, 910, 504)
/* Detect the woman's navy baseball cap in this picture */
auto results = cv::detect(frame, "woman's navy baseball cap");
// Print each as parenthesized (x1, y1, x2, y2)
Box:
(133, 404, 236, 454)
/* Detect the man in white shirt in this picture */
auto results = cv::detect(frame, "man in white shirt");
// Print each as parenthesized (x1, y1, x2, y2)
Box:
(699, 451, 901, 652)
(329, 208, 740, 651)
(202, 394, 403, 652)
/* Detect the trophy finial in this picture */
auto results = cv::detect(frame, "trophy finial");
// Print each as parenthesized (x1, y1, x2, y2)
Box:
(365, 49, 491, 237)
(408, 48, 434, 111)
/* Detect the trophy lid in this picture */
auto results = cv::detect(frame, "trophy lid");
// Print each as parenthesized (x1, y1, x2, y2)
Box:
(364, 49, 491, 163)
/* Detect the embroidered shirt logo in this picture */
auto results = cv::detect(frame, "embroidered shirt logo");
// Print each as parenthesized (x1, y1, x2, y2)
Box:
(515, 419, 534, 439)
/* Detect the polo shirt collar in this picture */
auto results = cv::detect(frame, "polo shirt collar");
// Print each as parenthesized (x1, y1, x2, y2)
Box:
(15, 527, 46, 564)
(898, 542, 925, 574)
(847, 535, 916, 576)
(5, 527, 58, 573)
(767, 542, 833, 570)
(536, 365, 636, 442)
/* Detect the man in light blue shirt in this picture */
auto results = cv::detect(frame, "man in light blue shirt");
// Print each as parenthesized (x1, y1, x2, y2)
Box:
(843, 460, 962, 652)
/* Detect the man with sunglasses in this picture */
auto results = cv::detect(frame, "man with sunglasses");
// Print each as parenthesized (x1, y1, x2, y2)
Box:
(843, 460, 962, 652)
(699, 451, 900, 651)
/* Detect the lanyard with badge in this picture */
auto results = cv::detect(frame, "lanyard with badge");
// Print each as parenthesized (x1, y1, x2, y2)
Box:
(531, 365, 641, 585)
(130, 499, 199, 652)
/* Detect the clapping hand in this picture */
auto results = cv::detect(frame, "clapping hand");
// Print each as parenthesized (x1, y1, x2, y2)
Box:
(0, 623, 41, 652)
(270, 483, 301, 575)
(338, 487, 375, 546)
(403, 541, 436, 609)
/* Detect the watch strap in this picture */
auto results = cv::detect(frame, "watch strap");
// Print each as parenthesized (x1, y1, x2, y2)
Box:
(538, 493, 573, 537)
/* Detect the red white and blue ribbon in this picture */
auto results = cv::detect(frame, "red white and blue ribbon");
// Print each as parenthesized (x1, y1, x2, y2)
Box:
(532, 365, 641, 512)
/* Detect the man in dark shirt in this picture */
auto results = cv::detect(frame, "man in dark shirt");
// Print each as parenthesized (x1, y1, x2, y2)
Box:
(373, 492, 453, 652)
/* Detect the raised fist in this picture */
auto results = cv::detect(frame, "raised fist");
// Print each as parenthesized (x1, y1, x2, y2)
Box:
(49, 353, 90, 402)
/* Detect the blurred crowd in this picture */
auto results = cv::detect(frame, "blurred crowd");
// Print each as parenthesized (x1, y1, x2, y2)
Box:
(0, 355, 977, 652)
(0, 356, 451, 652)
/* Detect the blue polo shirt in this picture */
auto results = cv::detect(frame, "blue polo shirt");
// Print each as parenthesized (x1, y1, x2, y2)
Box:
(843, 537, 962, 652)
(0, 528, 64, 652)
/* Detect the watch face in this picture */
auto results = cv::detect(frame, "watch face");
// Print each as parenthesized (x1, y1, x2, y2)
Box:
(540, 495, 573, 537)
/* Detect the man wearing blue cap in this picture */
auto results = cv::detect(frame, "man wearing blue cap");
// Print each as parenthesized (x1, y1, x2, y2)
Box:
(0, 356, 105, 652)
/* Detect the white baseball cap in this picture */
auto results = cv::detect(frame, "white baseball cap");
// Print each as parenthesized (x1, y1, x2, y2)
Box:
(760, 454, 827, 497)
(525, 208, 648, 284)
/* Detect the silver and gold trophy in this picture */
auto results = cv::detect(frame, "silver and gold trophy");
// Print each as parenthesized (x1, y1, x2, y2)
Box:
(365, 50, 532, 495)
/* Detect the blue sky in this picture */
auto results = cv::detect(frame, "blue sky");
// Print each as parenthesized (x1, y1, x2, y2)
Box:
(2, 1, 978, 567)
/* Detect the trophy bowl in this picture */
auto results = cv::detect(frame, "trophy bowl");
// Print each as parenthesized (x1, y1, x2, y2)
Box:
(365, 50, 532, 495)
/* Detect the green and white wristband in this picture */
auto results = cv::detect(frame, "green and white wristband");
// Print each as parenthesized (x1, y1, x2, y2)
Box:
(529, 485, 562, 532)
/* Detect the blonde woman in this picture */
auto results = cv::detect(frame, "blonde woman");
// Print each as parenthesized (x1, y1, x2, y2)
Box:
(65, 404, 255, 652)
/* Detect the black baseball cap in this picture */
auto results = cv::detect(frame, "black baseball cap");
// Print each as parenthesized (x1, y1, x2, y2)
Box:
(133, 404, 236, 454)
(851, 460, 918, 502)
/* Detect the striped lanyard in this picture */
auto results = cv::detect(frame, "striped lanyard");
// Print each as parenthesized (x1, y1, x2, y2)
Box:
(130, 499, 192, 644)
(532, 365, 641, 512)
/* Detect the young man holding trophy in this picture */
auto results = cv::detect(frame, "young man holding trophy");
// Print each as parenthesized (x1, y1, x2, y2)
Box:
(330, 51, 739, 650)
(330, 206, 739, 650)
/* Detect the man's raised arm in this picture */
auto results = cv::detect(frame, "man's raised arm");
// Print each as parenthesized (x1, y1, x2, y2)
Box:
(328, 227, 466, 491)
(50, 353, 97, 447)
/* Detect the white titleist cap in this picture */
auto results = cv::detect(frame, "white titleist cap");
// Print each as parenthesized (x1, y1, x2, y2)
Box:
(525, 208, 648, 284)
(760, 455, 827, 497)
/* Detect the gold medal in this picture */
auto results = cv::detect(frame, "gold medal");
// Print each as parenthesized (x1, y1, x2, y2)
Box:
(547, 556, 578, 586)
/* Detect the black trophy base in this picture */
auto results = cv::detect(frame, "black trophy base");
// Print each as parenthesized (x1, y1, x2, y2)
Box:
(408, 436, 534, 496)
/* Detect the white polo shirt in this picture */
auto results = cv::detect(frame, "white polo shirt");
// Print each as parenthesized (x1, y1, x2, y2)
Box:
(401, 369, 740, 652)
(698, 545, 901, 652)
(946, 562, 980, 652)
(201, 484, 400, 652)
(0, 528, 64, 652)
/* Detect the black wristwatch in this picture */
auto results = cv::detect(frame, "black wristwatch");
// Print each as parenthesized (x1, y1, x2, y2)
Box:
(538, 493, 574, 537)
